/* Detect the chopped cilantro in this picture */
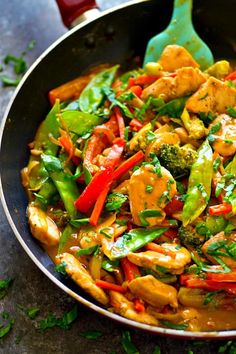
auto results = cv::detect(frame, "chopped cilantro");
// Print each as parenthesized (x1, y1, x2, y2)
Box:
(38, 305, 78, 331)
(146, 130, 156, 143)
(76, 245, 99, 257)
(0, 278, 13, 299)
(55, 261, 67, 276)
(227, 106, 236, 118)
(213, 156, 221, 172)
(203, 291, 221, 305)
(102, 258, 119, 272)
(0, 319, 15, 338)
(99, 228, 112, 239)
(208, 122, 221, 135)
(116, 219, 128, 226)
(160, 320, 188, 330)
(121, 331, 139, 354)
(153, 345, 161, 354)
(79, 330, 103, 339)
(17, 304, 40, 320)
(1, 75, 20, 87)
(145, 184, 154, 193)
(139, 209, 162, 226)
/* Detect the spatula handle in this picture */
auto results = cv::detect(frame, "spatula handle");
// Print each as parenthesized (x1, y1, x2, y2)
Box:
(171, 0, 193, 26)
(56, 0, 99, 28)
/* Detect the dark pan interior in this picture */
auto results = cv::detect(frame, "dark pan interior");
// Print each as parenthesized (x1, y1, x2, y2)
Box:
(1, 0, 236, 335)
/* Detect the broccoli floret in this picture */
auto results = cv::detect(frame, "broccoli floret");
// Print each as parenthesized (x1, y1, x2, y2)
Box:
(181, 108, 207, 140)
(157, 143, 197, 177)
(178, 225, 205, 247)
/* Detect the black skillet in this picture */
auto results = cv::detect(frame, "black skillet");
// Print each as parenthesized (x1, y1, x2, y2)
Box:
(1, 0, 236, 338)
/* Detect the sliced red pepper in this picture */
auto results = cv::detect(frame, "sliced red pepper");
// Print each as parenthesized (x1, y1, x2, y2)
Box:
(74, 167, 113, 213)
(128, 77, 136, 88)
(207, 272, 236, 282)
(180, 274, 198, 285)
(224, 71, 236, 81)
(129, 85, 142, 98)
(133, 298, 145, 312)
(120, 258, 141, 282)
(186, 278, 236, 295)
(103, 138, 125, 169)
(114, 107, 125, 140)
(95, 279, 126, 293)
(129, 118, 143, 132)
(208, 203, 232, 216)
(164, 196, 184, 216)
(93, 125, 116, 144)
(163, 229, 178, 239)
(134, 74, 160, 86)
(112, 150, 145, 181)
(89, 183, 111, 226)
(83, 134, 106, 175)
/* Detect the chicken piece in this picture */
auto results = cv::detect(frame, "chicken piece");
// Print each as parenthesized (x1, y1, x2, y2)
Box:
(128, 122, 152, 152)
(141, 67, 206, 102)
(186, 77, 236, 114)
(208, 114, 236, 156)
(28, 203, 60, 246)
(109, 290, 158, 325)
(112, 180, 130, 194)
(158, 45, 199, 72)
(145, 132, 180, 159)
(202, 232, 236, 269)
(57, 253, 109, 305)
(127, 244, 191, 274)
(128, 164, 176, 226)
(128, 275, 178, 308)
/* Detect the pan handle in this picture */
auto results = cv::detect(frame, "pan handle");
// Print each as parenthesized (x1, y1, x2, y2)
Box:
(56, 0, 100, 28)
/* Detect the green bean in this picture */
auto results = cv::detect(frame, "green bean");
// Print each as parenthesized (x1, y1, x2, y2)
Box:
(42, 154, 79, 219)
(110, 227, 168, 260)
(182, 140, 213, 226)
(79, 65, 119, 113)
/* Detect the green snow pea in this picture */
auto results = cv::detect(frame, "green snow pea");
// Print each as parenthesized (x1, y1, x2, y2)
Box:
(28, 100, 61, 190)
(34, 179, 59, 208)
(182, 140, 213, 226)
(58, 224, 75, 254)
(79, 65, 119, 113)
(110, 227, 168, 260)
(42, 154, 79, 220)
(60, 110, 101, 136)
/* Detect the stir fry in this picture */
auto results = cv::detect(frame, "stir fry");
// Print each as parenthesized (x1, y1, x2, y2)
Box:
(22, 45, 236, 332)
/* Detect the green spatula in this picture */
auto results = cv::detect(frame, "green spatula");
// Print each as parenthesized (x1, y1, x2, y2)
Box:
(143, 0, 214, 70)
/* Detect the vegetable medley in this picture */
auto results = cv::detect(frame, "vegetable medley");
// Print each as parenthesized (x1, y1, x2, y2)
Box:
(22, 45, 236, 332)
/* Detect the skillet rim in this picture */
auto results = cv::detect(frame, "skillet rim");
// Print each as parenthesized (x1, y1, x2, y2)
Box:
(0, 0, 236, 339)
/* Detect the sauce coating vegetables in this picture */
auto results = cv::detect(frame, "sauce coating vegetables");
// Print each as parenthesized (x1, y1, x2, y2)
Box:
(22, 44, 236, 332)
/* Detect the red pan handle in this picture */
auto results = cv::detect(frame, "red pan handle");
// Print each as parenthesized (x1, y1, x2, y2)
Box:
(56, 0, 99, 28)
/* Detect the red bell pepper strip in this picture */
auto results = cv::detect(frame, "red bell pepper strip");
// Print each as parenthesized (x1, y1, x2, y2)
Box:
(145, 243, 176, 258)
(185, 278, 236, 295)
(89, 183, 111, 226)
(163, 229, 178, 239)
(83, 134, 106, 174)
(164, 196, 184, 216)
(129, 118, 143, 132)
(114, 107, 125, 140)
(129, 85, 143, 98)
(224, 71, 236, 81)
(208, 203, 232, 216)
(133, 298, 145, 312)
(74, 167, 113, 213)
(103, 138, 125, 169)
(134, 74, 160, 86)
(95, 279, 126, 293)
(207, 272, 236, 282)
(112, 150, 145, 181)
(120, 258, 141, 282)
(128, 77, 136, 88)
(93, 125, 116, 144)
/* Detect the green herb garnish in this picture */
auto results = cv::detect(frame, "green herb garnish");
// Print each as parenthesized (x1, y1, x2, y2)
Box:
(121, 331, 139, 354)
(79, 330, 103, 339)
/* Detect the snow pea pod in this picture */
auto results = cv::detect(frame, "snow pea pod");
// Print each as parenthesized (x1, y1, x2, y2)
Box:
(42, 154, 79, 220)
(60, 110, 101, 136)
(79, 65, 119, 113)
(28, 100, 61, 190)
(58, 224, 75, 254)
(110, 227, 168, 260)
(182, 140, 213, 226)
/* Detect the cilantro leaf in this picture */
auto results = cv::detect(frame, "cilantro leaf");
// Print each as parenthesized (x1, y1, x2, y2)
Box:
(121, 331, 139, 354)
(105, 192, 128, 211)
(38, 305, 78, 331)
(79, 330, 103, 339)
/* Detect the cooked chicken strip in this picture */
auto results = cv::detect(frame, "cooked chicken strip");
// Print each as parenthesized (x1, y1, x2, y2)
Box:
(141, 67, 206, 102)
(128, 164, 176, 226)
(57, 253, 109, 305)
(28, 203, 60, 246)
(127, 244, 191, 274)
(128, 275, 178, 308)
(186, 77, 236, 114)
(208, 114, 236, 156)
(202, 232, 236, 269)
(109, 290, 158, 325)
(158, 45, 199, 72)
